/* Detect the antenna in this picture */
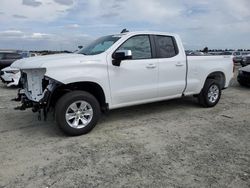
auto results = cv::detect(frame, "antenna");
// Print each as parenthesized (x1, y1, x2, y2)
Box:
(121, 29, 129, 33)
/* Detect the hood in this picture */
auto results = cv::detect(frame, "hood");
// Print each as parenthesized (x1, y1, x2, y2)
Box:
(1, 66, 19, 71)
(11, 53, 102, 69)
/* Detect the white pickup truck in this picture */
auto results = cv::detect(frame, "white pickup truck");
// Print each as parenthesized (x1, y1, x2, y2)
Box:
(12, 31, 234, 135)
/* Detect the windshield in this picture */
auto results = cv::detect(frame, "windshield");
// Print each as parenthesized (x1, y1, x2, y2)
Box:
(78, 35, 121, 55)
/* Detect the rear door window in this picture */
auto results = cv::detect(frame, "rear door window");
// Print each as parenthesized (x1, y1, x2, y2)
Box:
(154, 35, 178, 58)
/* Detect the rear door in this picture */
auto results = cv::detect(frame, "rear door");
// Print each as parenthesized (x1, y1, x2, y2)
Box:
(154, 35, 186, 98)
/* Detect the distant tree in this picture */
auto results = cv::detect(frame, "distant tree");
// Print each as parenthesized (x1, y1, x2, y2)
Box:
(202, 47, 208, 53)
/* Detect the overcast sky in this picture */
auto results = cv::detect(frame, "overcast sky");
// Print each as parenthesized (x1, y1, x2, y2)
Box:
(0, 0, 249, 51)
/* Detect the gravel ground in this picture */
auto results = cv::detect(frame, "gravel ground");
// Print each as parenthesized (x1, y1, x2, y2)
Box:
(0, 69, 249, 188)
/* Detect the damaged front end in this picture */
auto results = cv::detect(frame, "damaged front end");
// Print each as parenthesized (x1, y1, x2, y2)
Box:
(13, 68, 61, 120)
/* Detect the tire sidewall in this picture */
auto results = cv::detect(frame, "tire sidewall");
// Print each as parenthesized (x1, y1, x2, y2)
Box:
(203, 80, 221, 107)
(55, 91, 100, 136)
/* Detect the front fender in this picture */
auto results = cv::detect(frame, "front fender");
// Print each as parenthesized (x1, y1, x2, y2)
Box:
(45, 65, 111, 104)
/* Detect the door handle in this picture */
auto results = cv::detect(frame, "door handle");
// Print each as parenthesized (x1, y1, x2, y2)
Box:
(146, 64, 156, 69)
(175, 62, 184, 67)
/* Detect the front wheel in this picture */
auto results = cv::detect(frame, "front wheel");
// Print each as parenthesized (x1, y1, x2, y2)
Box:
(55, 91, 101, 136)
(198, 79, 221, 107)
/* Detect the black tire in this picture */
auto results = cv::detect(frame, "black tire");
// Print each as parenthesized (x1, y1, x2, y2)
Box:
(238, 80, 248, 87)
(55, 91, 101, 136)
(198, 79, 221, 107)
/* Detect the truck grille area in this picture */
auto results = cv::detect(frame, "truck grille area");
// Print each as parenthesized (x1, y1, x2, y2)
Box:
(19, 68, 47, 102)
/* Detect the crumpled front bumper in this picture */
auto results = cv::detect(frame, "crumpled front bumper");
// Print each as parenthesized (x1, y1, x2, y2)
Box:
(14, 88, 51, 111)
(13, 69, 62, 115)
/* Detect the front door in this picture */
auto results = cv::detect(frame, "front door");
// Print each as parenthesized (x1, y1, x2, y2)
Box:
(108, 35, 158, 107)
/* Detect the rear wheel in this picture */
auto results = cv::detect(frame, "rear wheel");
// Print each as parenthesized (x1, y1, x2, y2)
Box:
(55, 91, 101, 136)
(198, 79, 221, 107)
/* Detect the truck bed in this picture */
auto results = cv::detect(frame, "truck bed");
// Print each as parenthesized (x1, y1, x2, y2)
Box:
(184, 55, 234, 95)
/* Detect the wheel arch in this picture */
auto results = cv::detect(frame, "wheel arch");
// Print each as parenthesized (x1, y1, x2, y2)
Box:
(205, 71, 226, 89)
(50, 81, 108, 112)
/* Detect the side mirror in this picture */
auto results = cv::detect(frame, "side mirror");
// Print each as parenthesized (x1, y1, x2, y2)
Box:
(112, 50, 132, 66)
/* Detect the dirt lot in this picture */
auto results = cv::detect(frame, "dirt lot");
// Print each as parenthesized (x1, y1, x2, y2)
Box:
(0, 70, 249, 188)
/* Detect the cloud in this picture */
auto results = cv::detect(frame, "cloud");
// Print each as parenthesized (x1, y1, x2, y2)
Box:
(22, 0, 42, 7)
(0, 30, 24, 38)
(223, 0, 250, 20)
(0, 29, 91, 50)
(13, 14, 28, 19)
(0, 0, 76, 22)
(101, 12, 119, 18)
(0, 30, 52, 40)
(65, 24, 80, 29)
(54, 0, 74, 6)
(0, 0, 249, 50)
(29, 33, 52, 39)
(85, 23, 118, 28)
(75, 0, 184, 23)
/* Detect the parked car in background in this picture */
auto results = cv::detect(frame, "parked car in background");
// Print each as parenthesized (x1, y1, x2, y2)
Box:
(241, 54, 250, 67)
(0, 66, 20, 87)
(20, 51, 38, 58)
(0, 50, 23, 70)
(220, 51, 244, 64)
(232, 51, 242, 64)
(187, 51, 206, 56)
(0, 50, 35, 86)
(30, 52, 38, 57)
(242, 52, 250, 56)
(221, 51, 233, 55)
(238, 65, 250, 86)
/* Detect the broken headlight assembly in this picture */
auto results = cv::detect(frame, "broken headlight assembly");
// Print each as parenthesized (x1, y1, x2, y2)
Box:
(13, 69, 62, 120)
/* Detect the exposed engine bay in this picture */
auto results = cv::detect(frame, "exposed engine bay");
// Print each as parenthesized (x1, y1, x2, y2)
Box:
(14, 68, 61, 120)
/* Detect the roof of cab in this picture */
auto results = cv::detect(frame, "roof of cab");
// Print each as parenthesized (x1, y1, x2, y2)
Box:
(120, 31, 178, 37)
